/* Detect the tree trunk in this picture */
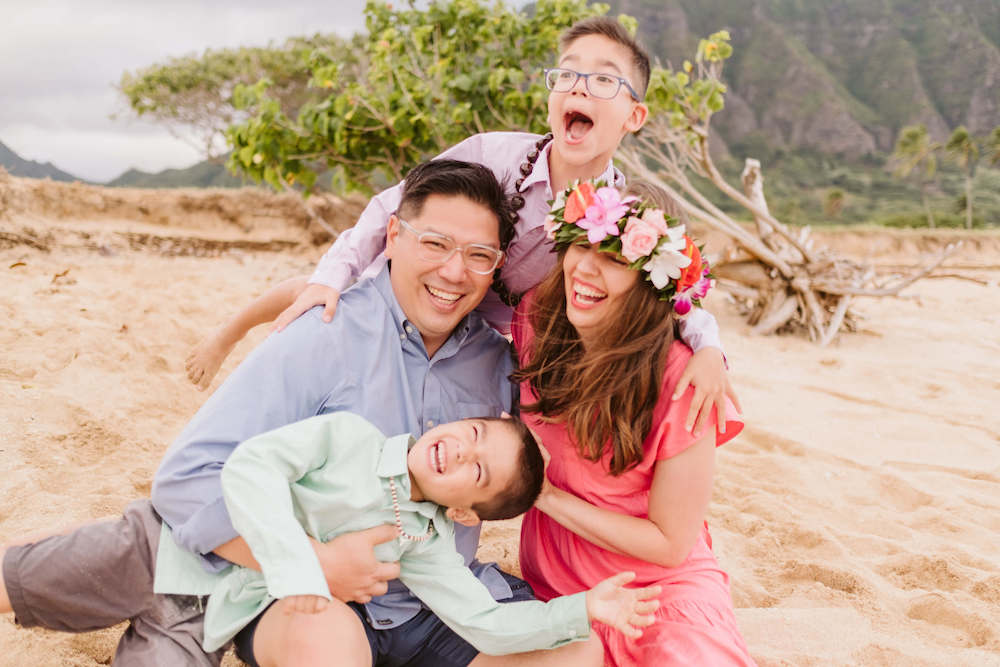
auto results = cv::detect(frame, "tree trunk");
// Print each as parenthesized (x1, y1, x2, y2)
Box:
(921, 186, 935, 229)
(964, 175, 973, 229)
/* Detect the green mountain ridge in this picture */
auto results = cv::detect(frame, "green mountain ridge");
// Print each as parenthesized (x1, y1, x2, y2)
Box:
(0, 140, 85, 182)
(107, 159, 244, 189)
(610, 0, 1000, 158)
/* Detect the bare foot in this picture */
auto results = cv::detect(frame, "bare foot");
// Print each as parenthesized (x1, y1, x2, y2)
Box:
(185, 329, 239, 391)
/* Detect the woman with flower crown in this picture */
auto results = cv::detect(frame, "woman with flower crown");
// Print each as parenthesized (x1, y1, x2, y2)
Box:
(512, 180, 756, 666)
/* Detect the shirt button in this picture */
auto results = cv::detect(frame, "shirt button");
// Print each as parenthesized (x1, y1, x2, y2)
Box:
(405, 325, 413, 334)
(400, 333, 406, 340)
(426, 420, 434, 428)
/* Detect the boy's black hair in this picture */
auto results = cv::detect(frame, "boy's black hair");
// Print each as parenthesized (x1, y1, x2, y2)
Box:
(471, 418, 545, 521)
(560, 17, 652, 98)
(397, 159, 516, 252)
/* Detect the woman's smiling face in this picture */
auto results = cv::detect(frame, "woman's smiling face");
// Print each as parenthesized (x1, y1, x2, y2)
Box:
(562, 243, 639, 345)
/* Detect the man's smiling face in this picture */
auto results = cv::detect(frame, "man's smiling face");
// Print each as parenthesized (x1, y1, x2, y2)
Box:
(384, 193, 500, 358)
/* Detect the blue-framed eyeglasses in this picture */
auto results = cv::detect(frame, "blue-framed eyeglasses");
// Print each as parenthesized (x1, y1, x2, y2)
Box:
(543, 67, 642, 101)
(396, 217, 504, 275)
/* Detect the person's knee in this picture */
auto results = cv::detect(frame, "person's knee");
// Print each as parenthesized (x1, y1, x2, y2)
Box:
(257, 599, 370, 667)
(0, 548, 10, 615)
(567, 634, 605, 667)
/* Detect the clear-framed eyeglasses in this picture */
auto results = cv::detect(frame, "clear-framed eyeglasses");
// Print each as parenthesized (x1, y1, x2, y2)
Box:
(543, 67, 642, 101)
(396, 217, 504, 275)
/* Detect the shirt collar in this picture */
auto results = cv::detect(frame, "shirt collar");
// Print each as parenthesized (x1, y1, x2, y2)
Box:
(376, 432, 441, 521)
(518, 138, 624, 198)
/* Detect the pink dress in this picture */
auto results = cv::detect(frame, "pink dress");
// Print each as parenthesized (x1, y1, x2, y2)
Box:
(512, 298, 756, 666)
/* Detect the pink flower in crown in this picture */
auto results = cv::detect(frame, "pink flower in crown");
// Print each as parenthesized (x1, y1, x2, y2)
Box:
(672, 264, 712, 316)
(640, 207, 670, 236)
(543, 214, 559, 240)
(576, 187, 636, 244)
(620, 217, 660, 263)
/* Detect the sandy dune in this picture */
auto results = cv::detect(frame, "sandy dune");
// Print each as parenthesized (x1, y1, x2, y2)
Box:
(1, 175, 998, 665)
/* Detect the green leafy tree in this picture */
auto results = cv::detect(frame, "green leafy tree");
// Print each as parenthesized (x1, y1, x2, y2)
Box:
(226, 0, 611, 192)
(118, 34, 355, 159)
(890, 124, 941, 228)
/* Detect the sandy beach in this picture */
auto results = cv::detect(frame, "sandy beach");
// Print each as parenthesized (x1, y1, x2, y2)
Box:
(2, 175, 998, 666)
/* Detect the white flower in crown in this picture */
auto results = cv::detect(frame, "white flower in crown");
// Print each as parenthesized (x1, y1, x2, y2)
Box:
(552, 188, 567, 209)
(643, 225, 691, 289)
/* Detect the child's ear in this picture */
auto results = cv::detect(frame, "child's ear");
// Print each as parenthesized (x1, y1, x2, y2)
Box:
(625, 102, 649, 133)
(446, 507, 482, 527)
(385, 214, 401, 259)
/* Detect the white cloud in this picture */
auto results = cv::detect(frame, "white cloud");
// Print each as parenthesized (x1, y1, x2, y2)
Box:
(0, 0, 369, 182)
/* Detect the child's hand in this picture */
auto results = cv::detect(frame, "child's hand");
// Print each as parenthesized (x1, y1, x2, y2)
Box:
(283, 594, 330, 615)
(585, 572, 660, 639)
(273, 284, 341, 331)
(672, 347, 742, 436)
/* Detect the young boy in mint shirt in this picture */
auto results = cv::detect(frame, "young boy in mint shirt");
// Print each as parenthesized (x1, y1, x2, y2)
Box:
(153, 411, 660, 663)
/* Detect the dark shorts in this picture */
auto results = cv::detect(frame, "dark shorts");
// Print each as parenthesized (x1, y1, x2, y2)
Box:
(2, 499, 226, 667)
(234, 570, 536, 667)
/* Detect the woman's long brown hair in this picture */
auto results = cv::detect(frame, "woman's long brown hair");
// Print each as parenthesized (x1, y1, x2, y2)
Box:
(514, 250, 677, 475)
(514, 180, 686, 475)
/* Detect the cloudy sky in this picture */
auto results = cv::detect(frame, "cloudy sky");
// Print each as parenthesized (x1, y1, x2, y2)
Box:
(0, 0, 371, 182)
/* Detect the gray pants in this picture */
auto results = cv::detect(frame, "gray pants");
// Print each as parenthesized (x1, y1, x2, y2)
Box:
(3, 500, 226, 666)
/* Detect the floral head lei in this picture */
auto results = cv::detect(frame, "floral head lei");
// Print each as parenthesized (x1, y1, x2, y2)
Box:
(544, 180, 712, 315)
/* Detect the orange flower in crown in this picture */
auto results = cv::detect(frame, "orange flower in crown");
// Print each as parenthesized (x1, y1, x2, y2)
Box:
(562, 181, 596, 223)
(676, 238, 704, 292)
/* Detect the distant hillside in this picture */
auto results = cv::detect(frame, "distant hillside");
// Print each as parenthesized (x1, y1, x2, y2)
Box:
(107, 158, 245, 189)
(609, 0, 1000, 159)
(0, 140, 84, 182)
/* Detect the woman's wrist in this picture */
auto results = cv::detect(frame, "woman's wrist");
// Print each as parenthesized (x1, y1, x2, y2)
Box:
(534, 481, 562, 515)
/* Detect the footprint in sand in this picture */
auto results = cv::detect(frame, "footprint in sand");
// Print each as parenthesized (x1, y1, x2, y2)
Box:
(876, 472, 935, 513)
(878, 553, 969, 592)
(54, 420, 126, 467)
(971, 575, 1000, 605)
(905, 593, 996, 649)
(780, 559, 872, 597)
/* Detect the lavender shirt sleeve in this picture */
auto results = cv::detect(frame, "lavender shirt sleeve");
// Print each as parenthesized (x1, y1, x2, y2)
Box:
(308, 135, 487, 290)
(677, 307, 724, 353)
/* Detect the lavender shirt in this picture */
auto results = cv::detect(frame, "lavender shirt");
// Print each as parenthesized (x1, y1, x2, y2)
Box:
(309, 132, 723, 349)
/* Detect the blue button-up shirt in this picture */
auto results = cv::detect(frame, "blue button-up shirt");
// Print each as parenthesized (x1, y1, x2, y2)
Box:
(151, 266, 516, 628)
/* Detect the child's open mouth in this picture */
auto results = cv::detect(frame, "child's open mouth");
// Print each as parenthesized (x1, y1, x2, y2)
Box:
(430, 441, 446, 474)
(564, 111, 593, 143)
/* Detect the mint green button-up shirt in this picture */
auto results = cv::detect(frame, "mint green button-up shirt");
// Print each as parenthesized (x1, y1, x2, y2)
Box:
(154, 412, 588, 654)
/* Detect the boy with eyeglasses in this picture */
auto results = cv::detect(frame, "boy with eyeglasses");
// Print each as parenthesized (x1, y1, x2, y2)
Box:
(186, 16, 740, 442)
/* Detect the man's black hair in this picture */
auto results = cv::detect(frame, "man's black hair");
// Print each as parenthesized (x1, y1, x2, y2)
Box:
(397, 159, 515, 251)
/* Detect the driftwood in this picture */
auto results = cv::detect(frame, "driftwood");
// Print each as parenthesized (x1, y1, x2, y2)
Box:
(617, 119, 959, 346)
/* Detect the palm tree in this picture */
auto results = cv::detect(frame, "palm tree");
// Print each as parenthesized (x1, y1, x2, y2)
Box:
(945, 126, 979, 229)
(987, 126, 1000, 168)
(891, 125, 940, 228)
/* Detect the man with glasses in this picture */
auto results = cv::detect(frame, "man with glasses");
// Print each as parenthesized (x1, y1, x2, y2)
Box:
(188, 16, 734, 447)
(0, 159, 604, 666)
